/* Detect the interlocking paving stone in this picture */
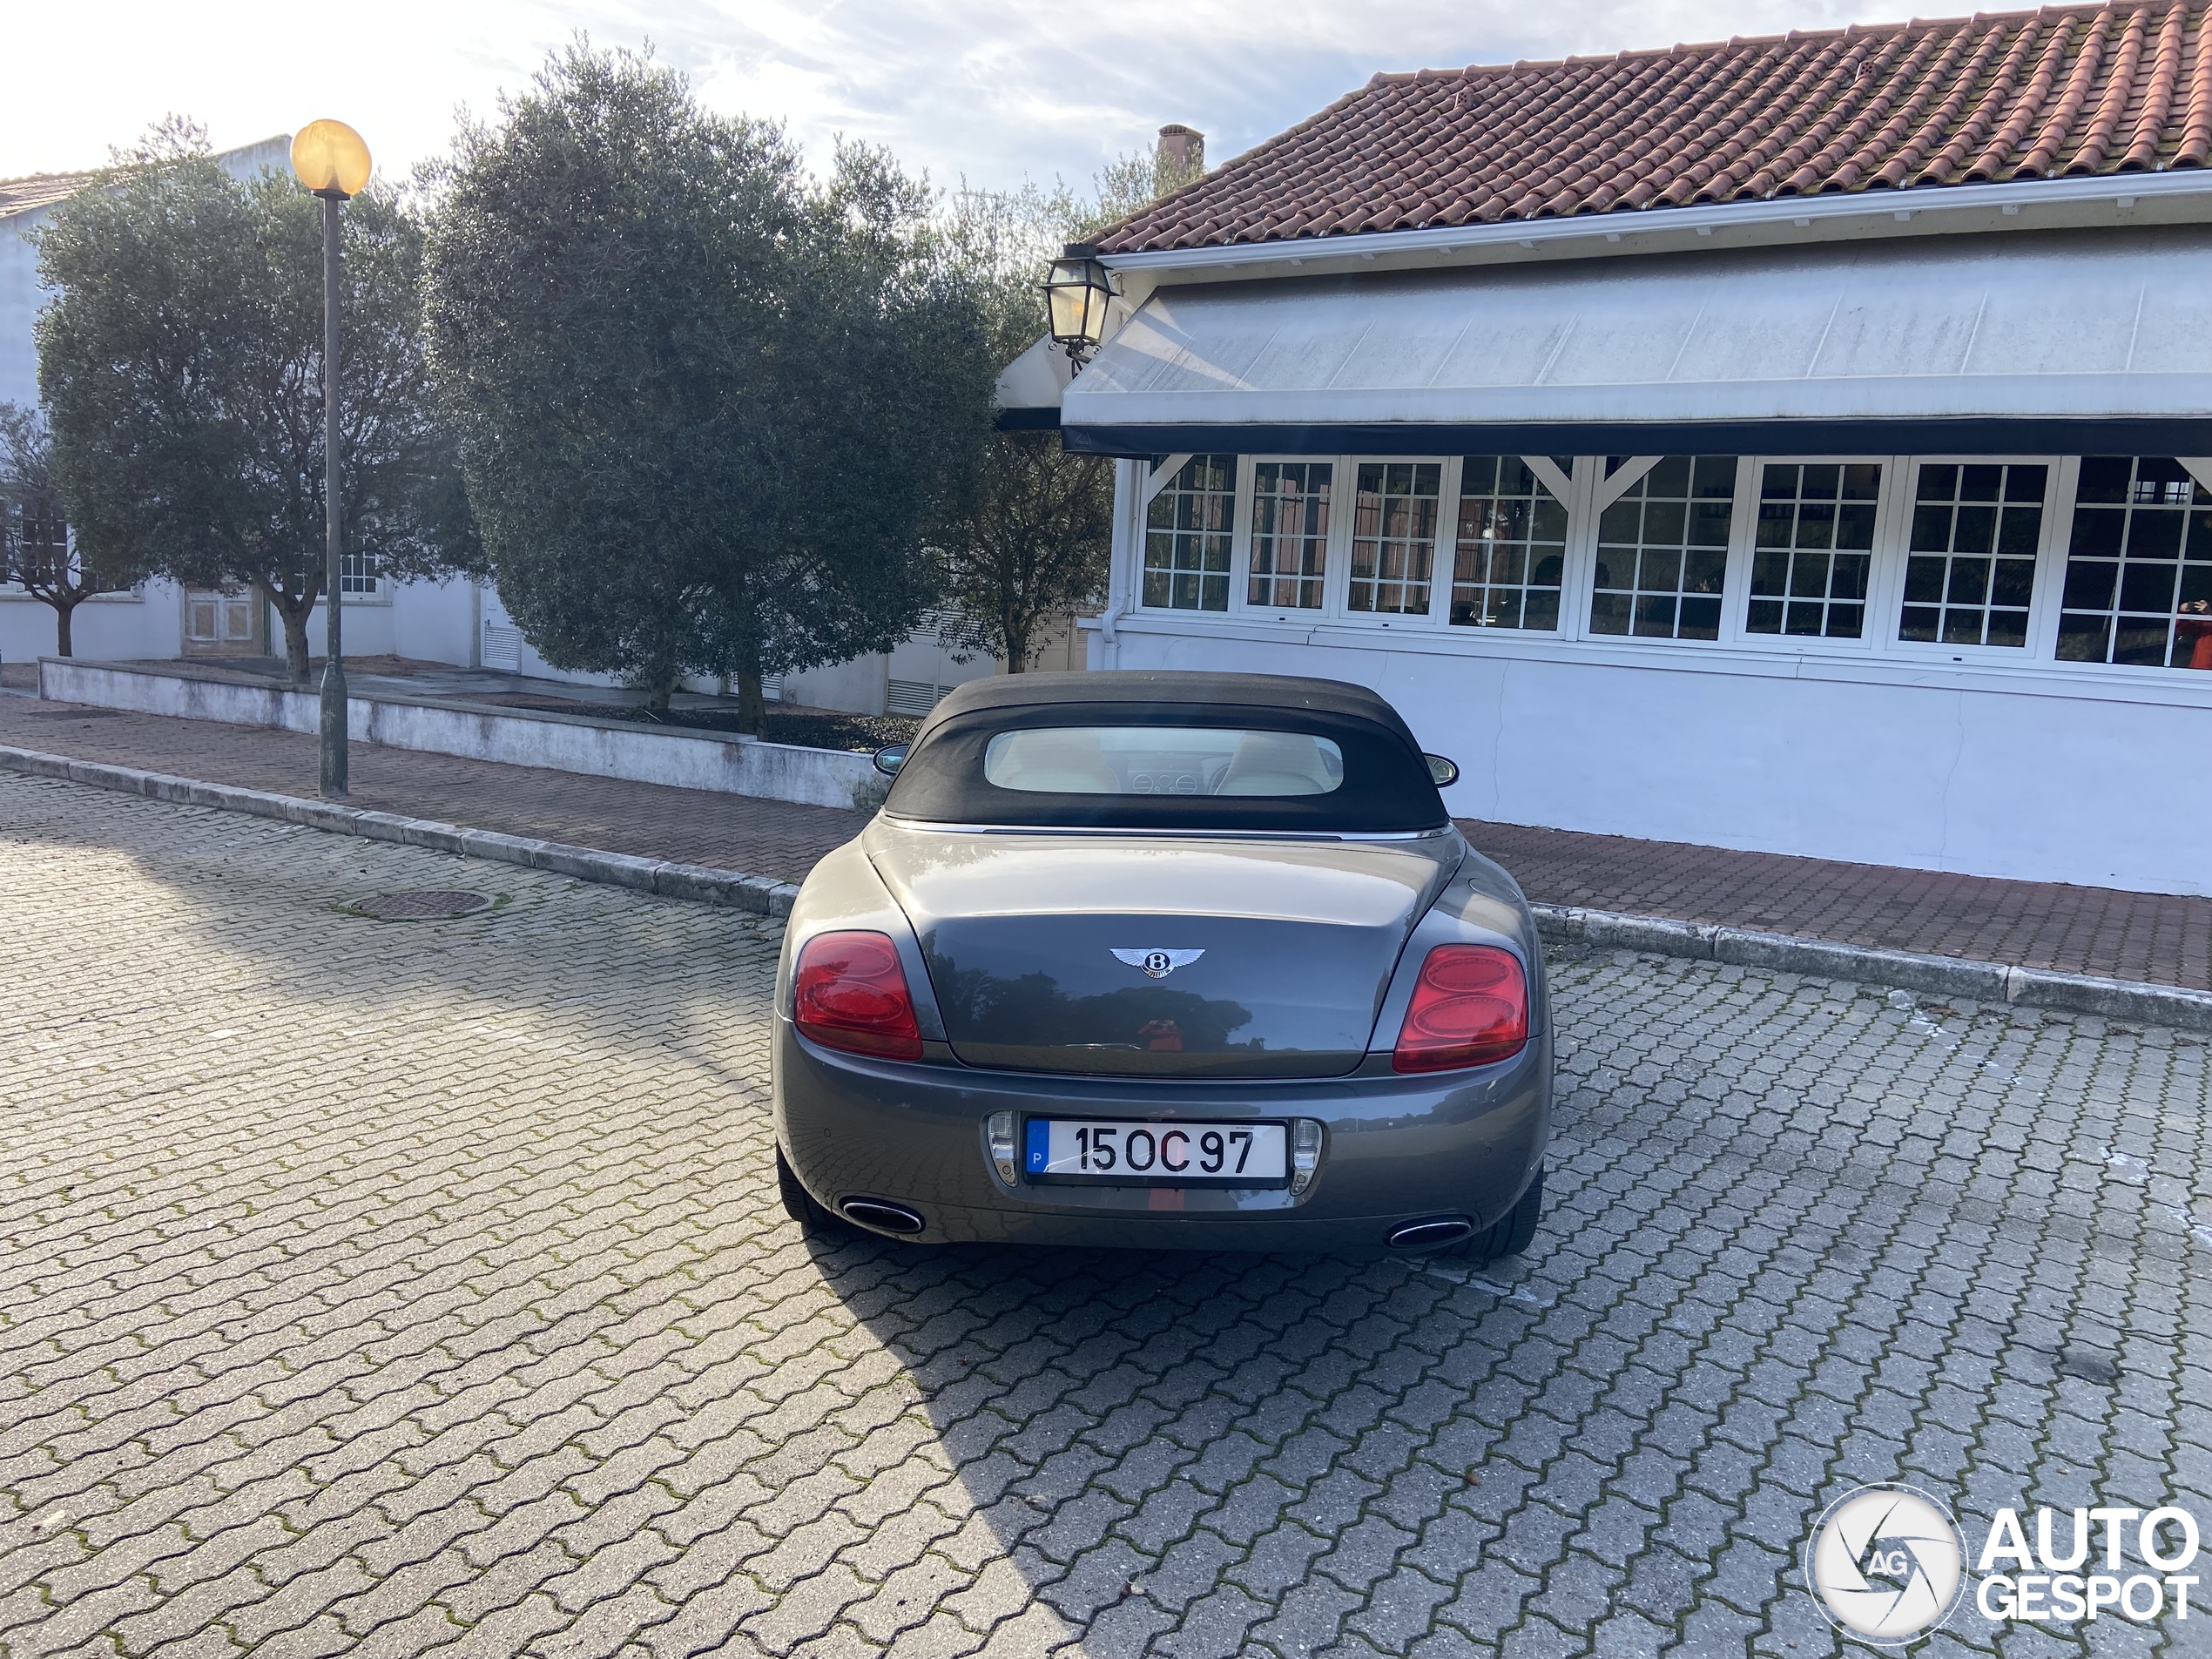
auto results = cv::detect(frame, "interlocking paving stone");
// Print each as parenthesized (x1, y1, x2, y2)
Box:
(1, 771, 2207, 1656)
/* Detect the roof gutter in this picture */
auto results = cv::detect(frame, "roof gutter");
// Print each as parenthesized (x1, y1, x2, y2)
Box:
(1098, 168, 2212, 290)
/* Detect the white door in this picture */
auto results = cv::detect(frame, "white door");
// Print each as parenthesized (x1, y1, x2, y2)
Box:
(481, 587, 522, 671)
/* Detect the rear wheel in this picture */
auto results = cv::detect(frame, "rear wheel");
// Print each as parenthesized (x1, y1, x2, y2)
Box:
(776, 1145, 842, 1233)
(1460, 1164, 1543, 1260)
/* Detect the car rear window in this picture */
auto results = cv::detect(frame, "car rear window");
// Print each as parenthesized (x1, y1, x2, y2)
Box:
(885, 704, 1447, 833)
(981, 727, 1345, 798)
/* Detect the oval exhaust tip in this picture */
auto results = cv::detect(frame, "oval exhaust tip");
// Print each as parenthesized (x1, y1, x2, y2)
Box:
(840, 1198, 926, 1235)
(1386, 1217, 1474, 1251)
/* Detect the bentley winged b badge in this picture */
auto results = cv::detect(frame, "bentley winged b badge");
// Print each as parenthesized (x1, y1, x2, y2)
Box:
(1113, 948, 1205, 980)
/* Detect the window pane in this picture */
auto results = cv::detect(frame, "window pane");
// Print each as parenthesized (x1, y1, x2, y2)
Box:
(1348, 462, 1440, 615)
(1246, 462, 1332, 610)
(1745, 461, 1878, 639)
(339, 551, 381, 596)
(1449, 457, 1567, 631)
(2055, 457, 2212, 668)
(1590, 458, 1738, 642)
(1143, 454, 1238, 612)
(1898, 460, 2042, 649)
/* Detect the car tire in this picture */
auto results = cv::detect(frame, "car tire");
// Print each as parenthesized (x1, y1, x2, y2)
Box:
(1462, 1164, 1543, 1260)
(776, 1145, 842, 1233)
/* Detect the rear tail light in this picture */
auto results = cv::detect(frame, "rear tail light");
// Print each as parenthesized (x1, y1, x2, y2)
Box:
(793, 931, 923, 1061)
(1392, 945, 1528, 1073)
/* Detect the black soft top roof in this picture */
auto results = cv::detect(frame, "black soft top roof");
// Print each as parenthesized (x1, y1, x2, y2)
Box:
(916, 671, 1424, 751)
(891, 670, 1447, 833)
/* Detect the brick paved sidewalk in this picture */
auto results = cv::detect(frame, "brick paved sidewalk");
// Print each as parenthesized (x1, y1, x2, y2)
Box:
(4, 691, 2207, 989)
(1460, 819, 2212, 992)
(0, 694, 867, 886)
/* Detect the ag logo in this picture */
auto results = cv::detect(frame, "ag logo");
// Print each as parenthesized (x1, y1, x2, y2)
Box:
(1111, 948, 1204, 980)
(1805, 1484, 1966, 1644)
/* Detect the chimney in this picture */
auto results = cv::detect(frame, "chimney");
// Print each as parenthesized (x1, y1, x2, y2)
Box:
(1157, 124, 1205, 184)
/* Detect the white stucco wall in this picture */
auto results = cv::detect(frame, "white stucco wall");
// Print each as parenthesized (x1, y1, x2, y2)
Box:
(1089, 617, 2212, 897)
(0, 580, 188, 663)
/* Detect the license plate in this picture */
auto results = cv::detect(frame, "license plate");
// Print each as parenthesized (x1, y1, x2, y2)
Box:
(1025, 1118, 1287, 1186)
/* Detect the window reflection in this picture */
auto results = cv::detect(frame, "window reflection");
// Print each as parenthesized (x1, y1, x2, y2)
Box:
(1900, 462, 2046, 649)
(1143, 455, 1237, 612)
(1349, 462, 1440, 615)
(1246, 462, 1331, 610)
(1589, 456, 1737, 640)
(2057, 457, 2212, 670)
(1449, 457, 1567, 631)
(1748, 462, 1879, 639)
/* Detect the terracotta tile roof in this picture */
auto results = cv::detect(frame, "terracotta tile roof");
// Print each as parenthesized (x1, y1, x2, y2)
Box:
(1097, 3, 2212, 253)
(0, 170, 98, 221)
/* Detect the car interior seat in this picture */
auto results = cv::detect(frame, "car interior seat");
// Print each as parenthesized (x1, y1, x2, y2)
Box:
(1214, 731, 1337, 796)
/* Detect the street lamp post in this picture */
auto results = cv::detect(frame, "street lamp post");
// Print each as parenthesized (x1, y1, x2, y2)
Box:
(289, 119, 372, 798)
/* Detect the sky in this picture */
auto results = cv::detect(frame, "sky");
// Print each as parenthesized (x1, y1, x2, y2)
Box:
(5, 0, 1894, 198)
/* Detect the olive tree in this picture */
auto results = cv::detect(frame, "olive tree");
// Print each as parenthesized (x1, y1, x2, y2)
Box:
(35, 125, 470, 683)
(424, 44, 992, 725)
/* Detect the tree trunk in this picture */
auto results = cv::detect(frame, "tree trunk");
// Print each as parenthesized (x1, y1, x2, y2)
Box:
(642, 670, 678, 717)
(1002, 599, 1030, 674)
(52, 599, 77, 658)
(735, 667, 767, 737)
(277, 600, 314, 686)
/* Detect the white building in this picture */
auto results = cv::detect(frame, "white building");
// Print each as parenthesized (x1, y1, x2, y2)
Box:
(1009, 3, 2212, 897)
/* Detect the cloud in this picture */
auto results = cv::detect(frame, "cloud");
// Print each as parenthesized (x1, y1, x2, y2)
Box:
(4, 0, 1890, 194)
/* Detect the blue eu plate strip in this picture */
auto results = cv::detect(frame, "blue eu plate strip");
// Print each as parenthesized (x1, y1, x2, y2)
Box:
(1025, 1119, 1049, 1172)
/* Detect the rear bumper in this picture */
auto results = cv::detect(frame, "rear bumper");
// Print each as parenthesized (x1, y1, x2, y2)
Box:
(772, 1018, 1550, 1252)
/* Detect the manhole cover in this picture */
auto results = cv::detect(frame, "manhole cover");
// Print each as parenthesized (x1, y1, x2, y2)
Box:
(347, 890, 495, 921)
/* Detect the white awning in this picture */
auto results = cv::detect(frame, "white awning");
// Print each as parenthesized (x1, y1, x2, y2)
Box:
(1060, 226, 2212, 455)
(993, 334, 1073, 430)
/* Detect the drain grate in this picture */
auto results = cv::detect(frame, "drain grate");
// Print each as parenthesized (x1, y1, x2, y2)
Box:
(347, 890, 495, 921)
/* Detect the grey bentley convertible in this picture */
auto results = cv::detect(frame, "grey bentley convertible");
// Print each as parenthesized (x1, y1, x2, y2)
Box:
(772, 670, 1549, 1258)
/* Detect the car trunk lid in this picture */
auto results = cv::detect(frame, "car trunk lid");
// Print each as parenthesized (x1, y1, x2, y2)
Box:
(867, 826, 1458, 1078)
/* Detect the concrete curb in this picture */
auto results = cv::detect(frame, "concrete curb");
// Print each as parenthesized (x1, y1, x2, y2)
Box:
(1529, 902, 2212, 1033)
(6, 741, 2207, 1031)
(0, 745, 800, 920)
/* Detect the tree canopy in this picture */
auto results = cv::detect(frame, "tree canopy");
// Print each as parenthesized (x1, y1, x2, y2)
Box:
(423, 44, 994, 723)
(34, 123, 471, 682)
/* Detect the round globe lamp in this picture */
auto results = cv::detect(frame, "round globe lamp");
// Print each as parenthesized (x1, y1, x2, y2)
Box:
(290, 119, 372, 199)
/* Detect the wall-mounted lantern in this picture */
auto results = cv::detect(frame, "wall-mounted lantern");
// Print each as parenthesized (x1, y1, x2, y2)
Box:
(1043, 244, 1115, 366)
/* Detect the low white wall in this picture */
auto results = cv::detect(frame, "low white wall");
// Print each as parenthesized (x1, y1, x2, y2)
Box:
(38, 658, 880, 812)
(1094, 621, 2212, 897)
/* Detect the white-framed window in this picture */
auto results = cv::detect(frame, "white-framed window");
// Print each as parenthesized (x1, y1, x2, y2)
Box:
(339, 550, 383, 599)
(1897, 461, 2050, 650)
(1245, 460, 1332, 610)
(1112, 448, 2212, 690)
(1449, 456, 1569, 631)
(1746, 461, 1882, 642)
(2054, 456, 2212, 672)
(1589, 456, 1738, 640)
(1346, 462, 1443, 617)
(1142, 454, 1237, 611)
